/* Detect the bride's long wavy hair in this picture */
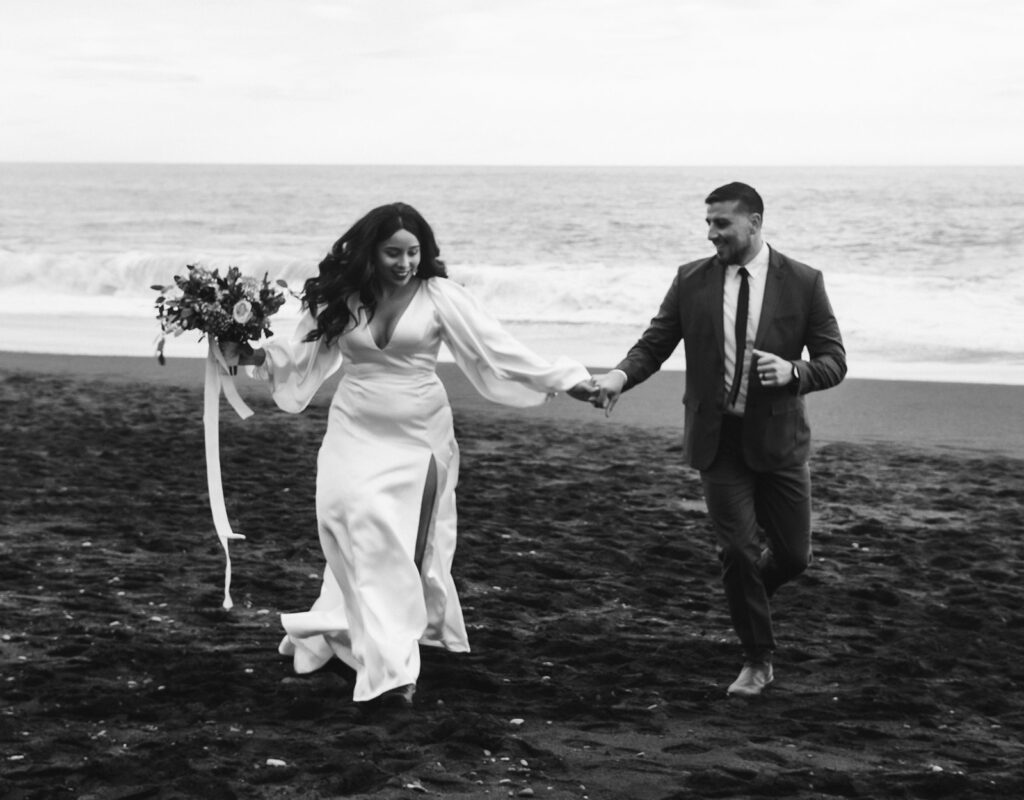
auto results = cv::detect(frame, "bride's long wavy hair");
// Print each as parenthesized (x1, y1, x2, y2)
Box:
(301, 202, 448, 344)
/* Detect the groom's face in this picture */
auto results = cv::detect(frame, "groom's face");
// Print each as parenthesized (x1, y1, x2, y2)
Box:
(706, 200, 761, 265)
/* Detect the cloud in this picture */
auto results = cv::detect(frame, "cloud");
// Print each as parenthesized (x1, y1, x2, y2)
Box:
(1, 0, 1022, 163)
(53, 55, 200, 84)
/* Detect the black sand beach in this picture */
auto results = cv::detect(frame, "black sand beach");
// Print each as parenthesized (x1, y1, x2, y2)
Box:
(2, 352, 1023, 799)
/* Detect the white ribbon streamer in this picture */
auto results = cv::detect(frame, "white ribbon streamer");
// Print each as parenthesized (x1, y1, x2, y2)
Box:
(204, 340, 254, 609)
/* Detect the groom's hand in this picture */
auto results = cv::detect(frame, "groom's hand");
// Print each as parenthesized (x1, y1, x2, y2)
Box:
(752, 349, 795, 387)
(592, 371, 627, 417)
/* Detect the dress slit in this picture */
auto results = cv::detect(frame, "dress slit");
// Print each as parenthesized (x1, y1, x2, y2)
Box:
(414, 454, 439, 571)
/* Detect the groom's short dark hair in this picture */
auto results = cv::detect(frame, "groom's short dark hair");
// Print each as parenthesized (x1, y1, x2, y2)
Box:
(705, 182, 764, 217)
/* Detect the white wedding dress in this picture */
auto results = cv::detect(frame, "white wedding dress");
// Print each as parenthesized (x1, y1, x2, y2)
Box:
(253, 278, 588, 701)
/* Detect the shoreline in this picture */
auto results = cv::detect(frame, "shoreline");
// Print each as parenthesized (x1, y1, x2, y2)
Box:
(3, 303, 1024, 387)
(3, 350, 1023, 458)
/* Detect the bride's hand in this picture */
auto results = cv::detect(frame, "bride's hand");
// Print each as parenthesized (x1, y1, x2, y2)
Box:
(567, 377, 599, 402)
(218, 340, 244, 367)
(217, 340, 264, 374)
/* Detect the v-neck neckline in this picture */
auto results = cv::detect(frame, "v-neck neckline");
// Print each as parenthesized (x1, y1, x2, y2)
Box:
(370, 280, 421, 351)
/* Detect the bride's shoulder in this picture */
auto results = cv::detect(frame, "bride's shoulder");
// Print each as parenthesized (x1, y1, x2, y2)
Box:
(423, 276, 473, 302)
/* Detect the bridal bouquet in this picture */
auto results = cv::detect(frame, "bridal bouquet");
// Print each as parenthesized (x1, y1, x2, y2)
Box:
(153, 264, 287, 364)
(152, 264, 289, 609)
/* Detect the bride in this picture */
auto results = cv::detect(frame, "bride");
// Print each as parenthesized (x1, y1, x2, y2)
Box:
(223, 202, 593, 707)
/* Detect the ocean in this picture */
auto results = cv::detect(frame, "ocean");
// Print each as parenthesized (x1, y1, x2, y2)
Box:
(2, 163, 1022, 384)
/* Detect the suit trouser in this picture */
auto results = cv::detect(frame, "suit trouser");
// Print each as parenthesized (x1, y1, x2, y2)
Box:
(700, 415, 812, 659)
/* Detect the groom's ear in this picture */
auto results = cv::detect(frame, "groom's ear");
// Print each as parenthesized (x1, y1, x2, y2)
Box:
(748, 212, 763, 231)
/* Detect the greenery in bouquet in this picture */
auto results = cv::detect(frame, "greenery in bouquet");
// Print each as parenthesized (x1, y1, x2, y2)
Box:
(153, 264, 288, 365)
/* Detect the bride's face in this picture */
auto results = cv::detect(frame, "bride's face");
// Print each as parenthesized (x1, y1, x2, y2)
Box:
(374, 228, 420, 289)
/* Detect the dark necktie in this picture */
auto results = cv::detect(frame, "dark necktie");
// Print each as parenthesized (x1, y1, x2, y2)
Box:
(727, 267, 750, 408)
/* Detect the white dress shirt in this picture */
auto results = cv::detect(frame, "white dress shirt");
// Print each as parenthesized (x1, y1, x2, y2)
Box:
(724, 242, 770, 416)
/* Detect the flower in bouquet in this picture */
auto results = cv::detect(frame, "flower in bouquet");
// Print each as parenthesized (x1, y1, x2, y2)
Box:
(153, 264, 288, 365)
(232, 299, 253, 324)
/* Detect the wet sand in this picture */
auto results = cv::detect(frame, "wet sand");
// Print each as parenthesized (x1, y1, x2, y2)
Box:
(2, 352, 1023, 799)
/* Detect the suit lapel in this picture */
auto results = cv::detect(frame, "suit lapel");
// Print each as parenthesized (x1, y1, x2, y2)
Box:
(754, 247, 786, 349)
(705, 258, 726, 356)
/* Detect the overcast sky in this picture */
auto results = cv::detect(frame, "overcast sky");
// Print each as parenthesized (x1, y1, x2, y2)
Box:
(2, 0, 1022, 165)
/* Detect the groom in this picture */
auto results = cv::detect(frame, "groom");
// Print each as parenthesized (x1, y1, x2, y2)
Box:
(586, 182, 846, 696)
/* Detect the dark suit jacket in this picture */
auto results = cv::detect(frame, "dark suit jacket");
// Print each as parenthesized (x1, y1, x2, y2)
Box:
(615, 247, 847, 472)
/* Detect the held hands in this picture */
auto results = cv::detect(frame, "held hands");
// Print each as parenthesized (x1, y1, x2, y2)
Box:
(752, 349, 794, 388)
(567, 371, 626, 417)
(591, 371, 626, 416)
(567, 378, 597, 401)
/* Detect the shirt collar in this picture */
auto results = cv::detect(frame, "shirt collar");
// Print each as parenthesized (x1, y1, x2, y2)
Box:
(728, 242, 770, 279)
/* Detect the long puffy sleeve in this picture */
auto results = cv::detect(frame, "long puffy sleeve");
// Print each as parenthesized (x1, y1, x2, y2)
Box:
(249, 311, 343, 413)
(425, 278, 590, 407)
